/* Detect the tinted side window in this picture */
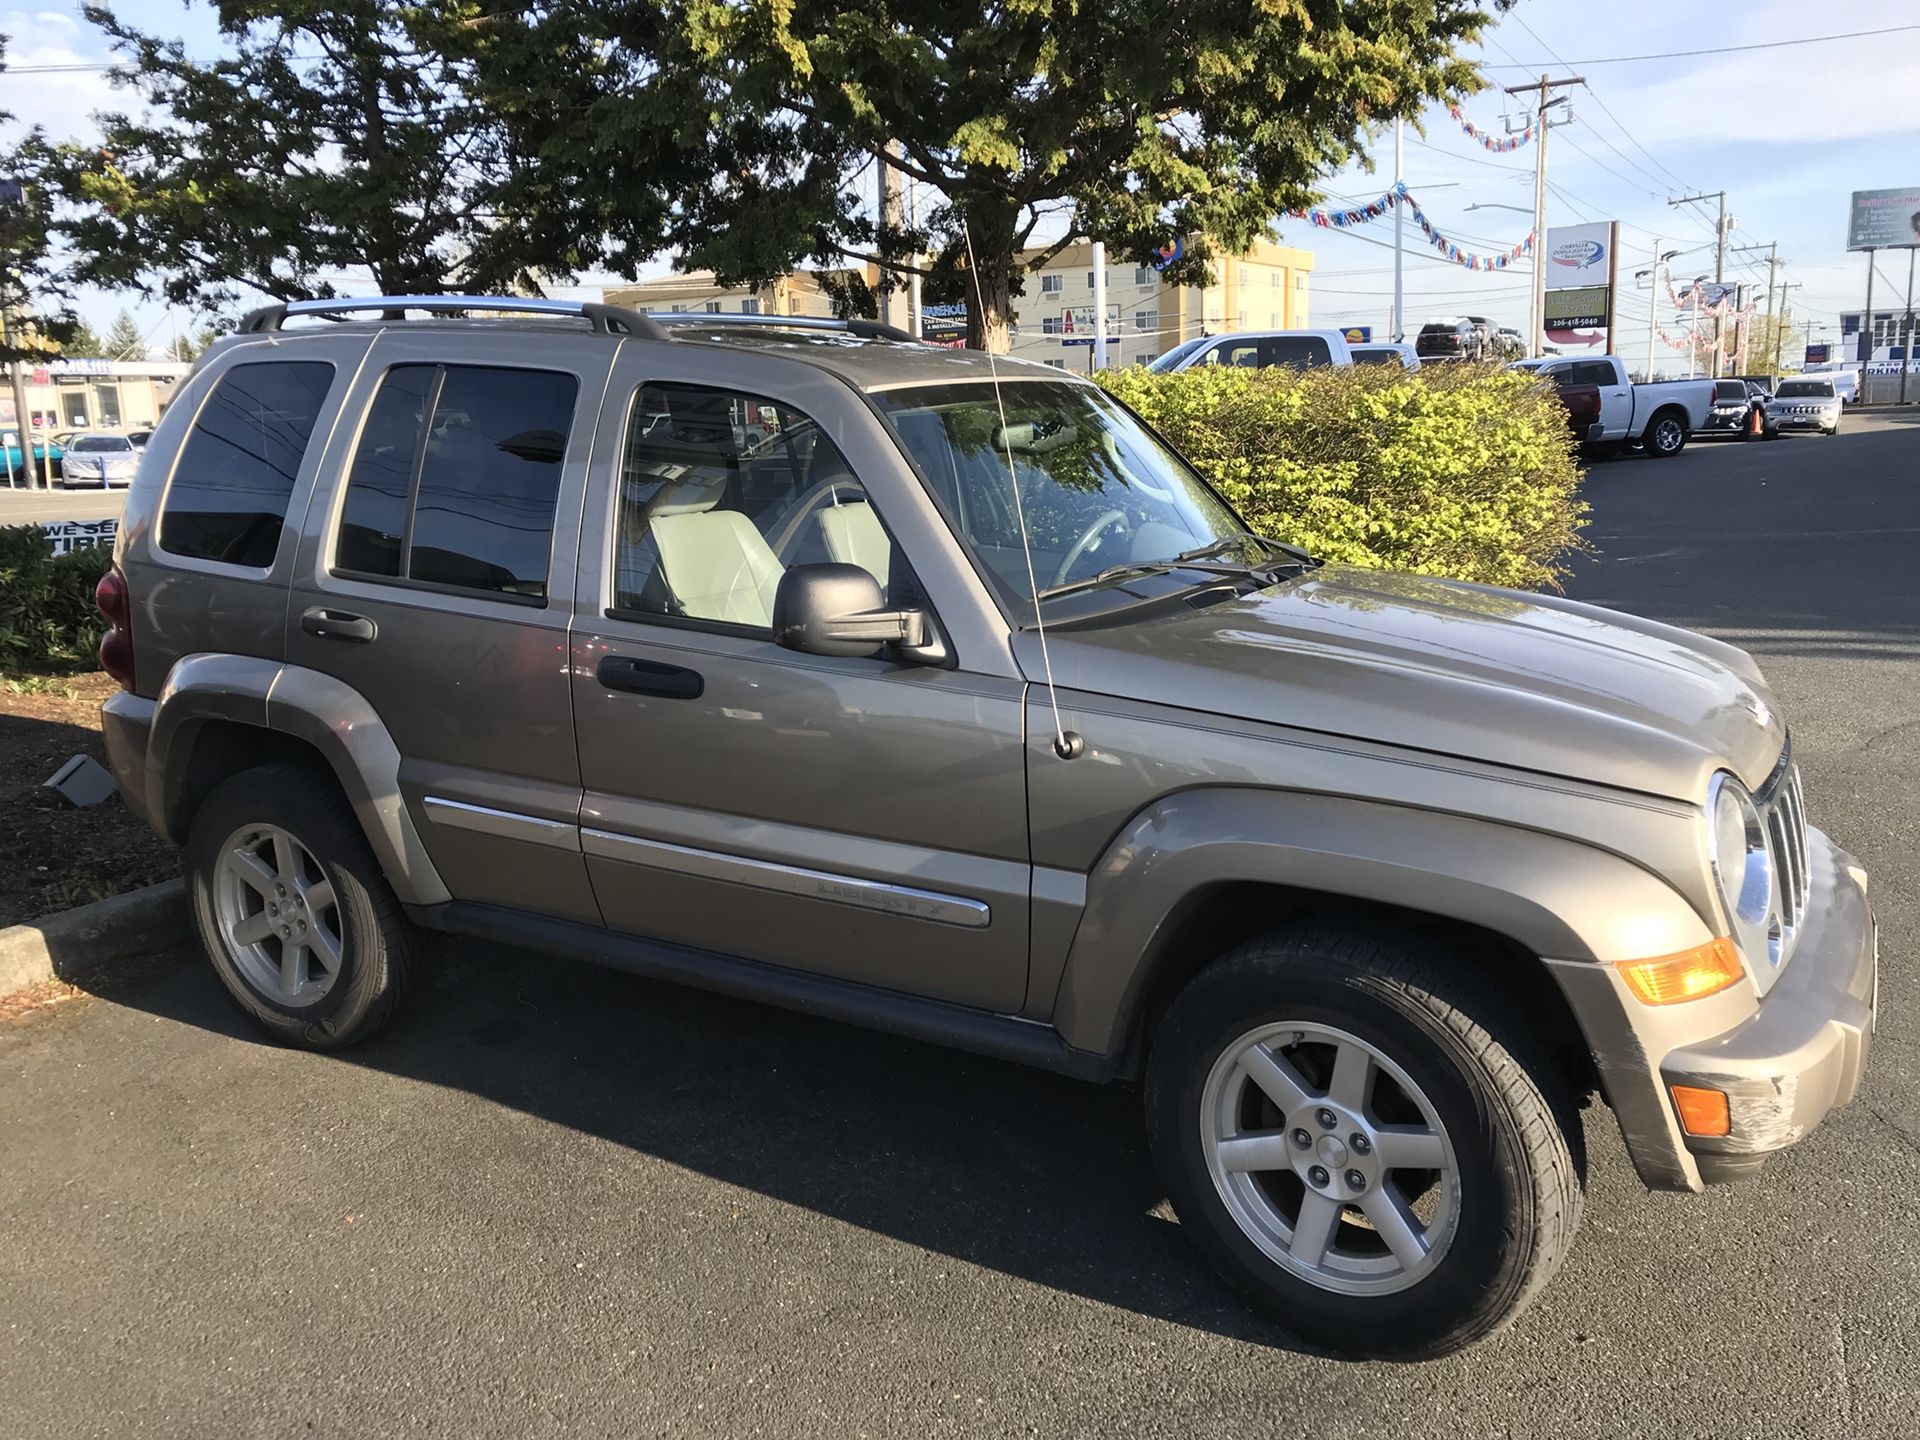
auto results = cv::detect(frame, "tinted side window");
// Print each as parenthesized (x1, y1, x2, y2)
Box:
(333, 364, 577, 601)
(1570, 361, 1617, 387)
(1264, 337, 1333, 368)
(160, 361, 334, 566)
(1203, 341, 1263, 368)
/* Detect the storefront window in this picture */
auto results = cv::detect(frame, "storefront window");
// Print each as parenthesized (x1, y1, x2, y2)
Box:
(60, 390, 89, 427)
(92, 383, 122, 427)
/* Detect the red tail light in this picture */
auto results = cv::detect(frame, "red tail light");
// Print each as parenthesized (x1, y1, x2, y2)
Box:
(95, 566, 136, 691)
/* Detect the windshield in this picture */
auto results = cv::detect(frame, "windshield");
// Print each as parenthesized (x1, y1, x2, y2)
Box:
(69, 436, 132, 453)
(876, 380, 1261, 614)
(1145, 337, 1210, 373)
(1775, 380, 1834, 398)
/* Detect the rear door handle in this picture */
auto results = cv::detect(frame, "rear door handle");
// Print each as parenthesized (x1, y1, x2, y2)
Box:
(597, 654, 703, 699)
(300, 607, 377, 643)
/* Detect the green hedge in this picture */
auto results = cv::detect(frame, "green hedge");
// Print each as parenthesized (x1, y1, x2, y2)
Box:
(1099, 361, 1588, 591)
(0, 525, 114, 673)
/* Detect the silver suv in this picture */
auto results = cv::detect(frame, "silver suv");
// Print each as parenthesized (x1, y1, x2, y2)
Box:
(96, 296, 1877, 1359)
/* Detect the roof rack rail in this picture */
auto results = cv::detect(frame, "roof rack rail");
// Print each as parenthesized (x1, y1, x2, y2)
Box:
(645, 312, 921, 344)
(237, 295, 673, 341)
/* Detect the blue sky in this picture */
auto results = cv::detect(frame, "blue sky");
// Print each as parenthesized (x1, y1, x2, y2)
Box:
(3, 0, 1917, 363)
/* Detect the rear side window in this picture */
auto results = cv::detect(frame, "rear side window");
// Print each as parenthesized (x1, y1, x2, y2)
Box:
(1264, 336, 1332, 368)
(333, 364, 578, 601)
(160, 361, 334, 566)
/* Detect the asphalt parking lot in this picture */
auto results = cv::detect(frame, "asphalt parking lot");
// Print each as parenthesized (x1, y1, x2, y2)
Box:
(3, 411, 1916, 1439)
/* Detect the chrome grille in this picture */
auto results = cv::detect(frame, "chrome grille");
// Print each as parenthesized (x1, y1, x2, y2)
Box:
(1756, 756, 1811, 964)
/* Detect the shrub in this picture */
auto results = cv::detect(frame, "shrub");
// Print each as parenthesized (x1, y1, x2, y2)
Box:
(1099, 361, 1588, 591)
(0, 525, 114, 673)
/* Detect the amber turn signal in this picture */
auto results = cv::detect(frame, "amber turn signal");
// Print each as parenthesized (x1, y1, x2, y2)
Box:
(1615, 937, 1745, 1005)
(1670, 1084, 1732, 1138)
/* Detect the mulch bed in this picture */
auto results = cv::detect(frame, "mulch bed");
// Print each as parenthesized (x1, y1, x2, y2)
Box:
(0, 671, 180, 929)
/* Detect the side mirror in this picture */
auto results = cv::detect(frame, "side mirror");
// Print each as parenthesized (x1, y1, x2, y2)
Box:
(772, 563, 928, 659)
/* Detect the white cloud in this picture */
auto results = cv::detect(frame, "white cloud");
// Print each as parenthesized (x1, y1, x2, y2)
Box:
(1, 8, 128, 141)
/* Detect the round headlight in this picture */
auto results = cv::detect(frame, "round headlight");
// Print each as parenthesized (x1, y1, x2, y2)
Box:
(1708, 773, 1773, 932)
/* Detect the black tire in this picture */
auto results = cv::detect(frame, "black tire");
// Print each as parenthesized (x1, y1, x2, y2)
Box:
(1145, 925, 1583, 1360)
(1642, 410, 1689, 458)
(186, 761, 421, 1049)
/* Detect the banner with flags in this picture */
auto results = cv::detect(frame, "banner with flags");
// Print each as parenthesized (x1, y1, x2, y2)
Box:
(1448, 105, 1533, 153)
(1288, 183, 1534, 272)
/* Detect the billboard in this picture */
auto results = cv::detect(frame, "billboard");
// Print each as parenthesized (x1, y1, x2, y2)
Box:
(1805, 343, 1830, 365)
(1544, 223, 1612, 289)
(1846, 187, 1920, 250)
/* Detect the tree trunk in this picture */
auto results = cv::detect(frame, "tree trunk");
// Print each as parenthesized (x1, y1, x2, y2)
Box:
(964, 220, 1016, 354)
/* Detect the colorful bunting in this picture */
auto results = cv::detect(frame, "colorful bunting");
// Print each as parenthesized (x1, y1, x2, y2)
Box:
(1448, 105, 1533, 153)
(1287, 183, 1534, 272)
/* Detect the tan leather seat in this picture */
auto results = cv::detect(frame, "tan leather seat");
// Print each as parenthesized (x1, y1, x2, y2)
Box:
(816, 501, 891, 588)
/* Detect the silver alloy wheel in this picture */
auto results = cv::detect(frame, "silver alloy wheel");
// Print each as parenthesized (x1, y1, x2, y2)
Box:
(1200, 1021, 1460, 1297)
(1651, 417, 1684, 453)
(212, 823, 345, 1007)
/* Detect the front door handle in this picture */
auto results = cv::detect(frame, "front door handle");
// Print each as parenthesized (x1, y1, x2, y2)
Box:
(597, 654, 704, 699)
(301, 607, 377, 643)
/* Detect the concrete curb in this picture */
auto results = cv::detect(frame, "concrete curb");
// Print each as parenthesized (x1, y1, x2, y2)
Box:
(0, 878, 189, 997)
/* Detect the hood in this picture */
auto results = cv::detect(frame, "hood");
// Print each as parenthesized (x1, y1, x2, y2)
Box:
(1023, 566, 1783, 800)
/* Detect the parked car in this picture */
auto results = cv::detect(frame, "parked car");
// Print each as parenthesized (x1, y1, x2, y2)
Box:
(1512, 355, 1716, 457)
(1766, 376, 1843, 435)
(1146, 328, 1355, 372)
(1414, 317, 1486, 361)
(1349, 341, 1421, 370)
(1494, 327, 1528, 361)
(126, 429, 154, 451)
(96, 296, 1876, 1360)
(1701, 378, 1766, 438)
(0, 427, 64, 480)
(60, 431, 141, 487)
(1545, 377, 1605, 440)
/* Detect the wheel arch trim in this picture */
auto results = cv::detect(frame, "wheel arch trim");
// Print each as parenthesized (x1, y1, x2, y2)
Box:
(1048, 787, 1714, 1059)
(149, 653, 451, 905)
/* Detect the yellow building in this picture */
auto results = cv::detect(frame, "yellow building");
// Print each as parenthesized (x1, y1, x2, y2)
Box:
(1008, 237, 1315, 371)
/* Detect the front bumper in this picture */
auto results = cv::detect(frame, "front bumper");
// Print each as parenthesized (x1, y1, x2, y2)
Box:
(1703, 409, 1749, 432)
(1546, 828, 1876, 1192)
(1769, 410, 1838, 431)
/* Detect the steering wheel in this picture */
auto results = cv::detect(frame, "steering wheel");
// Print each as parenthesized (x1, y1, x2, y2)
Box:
(1051, 509, 1131, 588)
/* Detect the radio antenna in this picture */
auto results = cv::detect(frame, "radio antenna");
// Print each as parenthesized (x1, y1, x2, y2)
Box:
(960, 221, 1082, 761)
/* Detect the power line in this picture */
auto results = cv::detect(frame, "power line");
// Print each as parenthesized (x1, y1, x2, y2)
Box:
(1478, 24, 1920, 68)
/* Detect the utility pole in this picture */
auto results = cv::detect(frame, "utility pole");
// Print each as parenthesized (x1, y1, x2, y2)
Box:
(876, 142, 904, 332)
(1392, 119, 1404, 343)
(1091, 240, 1109, 370)
(1505, 73, 1581, 357)
(1773, 283, 1801, 375)
(0, 300, 42, 490)
(1902, 247, 1915, 406)
(1671, 191, 1729, 372)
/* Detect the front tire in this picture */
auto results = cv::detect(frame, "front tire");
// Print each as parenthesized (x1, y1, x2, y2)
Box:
(1145, 926, 1583, 1360)
(187, 761, 421, 1049)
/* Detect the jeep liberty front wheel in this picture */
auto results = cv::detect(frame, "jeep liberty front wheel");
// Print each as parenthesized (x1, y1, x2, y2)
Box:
(187, 762, 421, 1049)
(1145, 926, 1584, 1359)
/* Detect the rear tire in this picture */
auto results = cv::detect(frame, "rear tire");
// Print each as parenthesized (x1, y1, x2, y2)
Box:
(1643, 410, 1689, 458)
(1145, 925, 1583, 1360)
(187, 761, 421, 1049)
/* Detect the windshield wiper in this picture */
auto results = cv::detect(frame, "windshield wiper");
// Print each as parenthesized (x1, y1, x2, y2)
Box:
(1036, 559, 1176, 601)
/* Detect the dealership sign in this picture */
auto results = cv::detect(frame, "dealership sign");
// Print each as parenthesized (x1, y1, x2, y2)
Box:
(1544, 223, 1612, 289)
(1845, 187, 1920, 251)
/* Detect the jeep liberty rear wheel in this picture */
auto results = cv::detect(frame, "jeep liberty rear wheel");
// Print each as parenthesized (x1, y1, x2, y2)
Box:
(1145, 926, 1583, 1359)
(187, 762, 420, 1049)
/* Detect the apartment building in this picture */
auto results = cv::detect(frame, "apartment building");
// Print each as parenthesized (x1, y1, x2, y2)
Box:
(603, 269, 846, 318)
(1007, 237, 1315, 371)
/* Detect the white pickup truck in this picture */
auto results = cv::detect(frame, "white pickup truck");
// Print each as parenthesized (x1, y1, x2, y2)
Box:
(1513, 355, 1716, 458)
